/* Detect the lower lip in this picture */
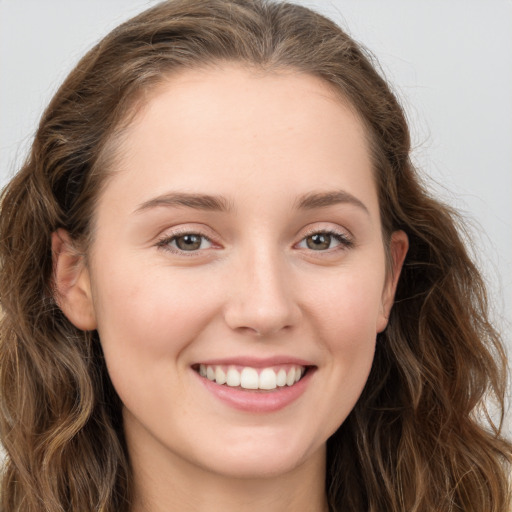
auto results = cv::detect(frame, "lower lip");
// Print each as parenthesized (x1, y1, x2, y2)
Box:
(195, 369, 314, 413)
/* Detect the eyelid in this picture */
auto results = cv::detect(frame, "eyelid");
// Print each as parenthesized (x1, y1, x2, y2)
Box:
(295, 225, 355, 251)
(153, 223, 354, 256)
(301, 225, 353, 240)
(155, 225, 221, 256)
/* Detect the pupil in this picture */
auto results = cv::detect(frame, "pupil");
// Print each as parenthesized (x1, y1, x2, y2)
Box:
(307, 233, 331, 250)
(177, 234, 201, 250)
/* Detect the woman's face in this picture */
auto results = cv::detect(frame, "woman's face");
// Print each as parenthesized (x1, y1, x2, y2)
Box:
(59, 65, 406, 480)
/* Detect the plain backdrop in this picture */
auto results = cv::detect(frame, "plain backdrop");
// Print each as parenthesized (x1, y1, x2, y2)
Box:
(0, 0, 511, 433)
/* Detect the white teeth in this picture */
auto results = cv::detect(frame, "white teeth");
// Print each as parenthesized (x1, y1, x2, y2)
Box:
(240, 367, 259, 389)
(215, 366, 226, 385)
(198, 364, 306, 390)
(226, 367, 241, 387)
(286, 368, 296, 386)
(276, 368, 287, 387)
(259, 368, 277, 390)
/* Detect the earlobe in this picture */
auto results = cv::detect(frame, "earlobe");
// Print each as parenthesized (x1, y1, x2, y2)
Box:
(51, 229, 97, 331)
(377, 230, 408, 333)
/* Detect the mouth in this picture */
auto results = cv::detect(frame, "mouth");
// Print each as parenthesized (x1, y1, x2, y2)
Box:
(192, 363, 311, 391)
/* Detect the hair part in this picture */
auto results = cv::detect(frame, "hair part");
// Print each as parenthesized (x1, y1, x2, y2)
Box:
(0, 1, 510, 511)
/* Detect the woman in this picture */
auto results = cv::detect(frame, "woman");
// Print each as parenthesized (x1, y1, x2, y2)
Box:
(0, 0, 510, 511)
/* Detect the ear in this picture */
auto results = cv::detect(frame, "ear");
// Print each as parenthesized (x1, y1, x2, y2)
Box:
(51, 229, 97, 331)
(376, 230, 408, 333)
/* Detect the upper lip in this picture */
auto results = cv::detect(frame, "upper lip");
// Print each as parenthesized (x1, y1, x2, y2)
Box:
(192, 356, 315, 368)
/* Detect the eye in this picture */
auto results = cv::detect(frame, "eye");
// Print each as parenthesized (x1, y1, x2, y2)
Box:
(297, 230, 353, 251)
(158, 233, 213, 252)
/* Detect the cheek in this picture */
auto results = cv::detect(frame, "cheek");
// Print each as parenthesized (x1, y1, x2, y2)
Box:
(90, 260, 222, 380)
(293, 272, 381, 438)
(307, 266, 385, 346)
(90, 263, 224, 418)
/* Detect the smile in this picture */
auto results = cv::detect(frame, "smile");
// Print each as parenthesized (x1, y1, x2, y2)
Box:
(192, 358, 315, 412)
(196, 364, 306, 390)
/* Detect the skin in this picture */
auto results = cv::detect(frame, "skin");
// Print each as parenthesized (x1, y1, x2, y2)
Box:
(53, 65, 408, 512)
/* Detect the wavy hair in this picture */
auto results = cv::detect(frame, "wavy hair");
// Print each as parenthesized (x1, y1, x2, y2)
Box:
(0, 0, 510, 510)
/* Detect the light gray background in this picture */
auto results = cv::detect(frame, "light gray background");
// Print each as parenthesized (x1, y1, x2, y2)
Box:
(1, 0, 511, 432)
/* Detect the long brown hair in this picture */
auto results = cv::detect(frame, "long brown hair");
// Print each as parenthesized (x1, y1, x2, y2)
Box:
(0, 1, 510, 510)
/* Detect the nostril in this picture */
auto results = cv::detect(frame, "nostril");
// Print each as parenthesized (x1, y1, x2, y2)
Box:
(222, 268, 302, 336)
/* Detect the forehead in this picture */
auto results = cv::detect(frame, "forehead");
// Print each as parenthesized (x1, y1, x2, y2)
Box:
(99, 64, 377, 219)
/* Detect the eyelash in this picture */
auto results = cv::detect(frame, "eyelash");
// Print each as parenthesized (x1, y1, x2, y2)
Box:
(298, 228, 354, 252)
(155, 228, 354, 255)
(156, 230, 214, 256)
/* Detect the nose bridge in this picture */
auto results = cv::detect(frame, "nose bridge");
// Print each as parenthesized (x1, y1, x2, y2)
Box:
(223, 241, 300, 336)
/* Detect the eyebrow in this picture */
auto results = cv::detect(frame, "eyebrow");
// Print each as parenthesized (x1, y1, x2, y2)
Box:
(134, 189, 369, 215)
(295, 190, 369, 214)
(134, 192, 233, 214)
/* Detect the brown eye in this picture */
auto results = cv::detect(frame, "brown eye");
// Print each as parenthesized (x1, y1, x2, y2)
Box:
(157, 232, 214, 254)
(297, 230, 353, 252)
(305, 233, 332, 250)
(174, 234, 204, 251)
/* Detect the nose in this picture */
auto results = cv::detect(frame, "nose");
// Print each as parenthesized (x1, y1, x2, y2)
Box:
(223, 248, 302, 337)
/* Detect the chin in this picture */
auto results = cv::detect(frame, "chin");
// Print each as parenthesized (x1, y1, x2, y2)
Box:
(201, 452, 311, 480)
(191, 429, 325, 480)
